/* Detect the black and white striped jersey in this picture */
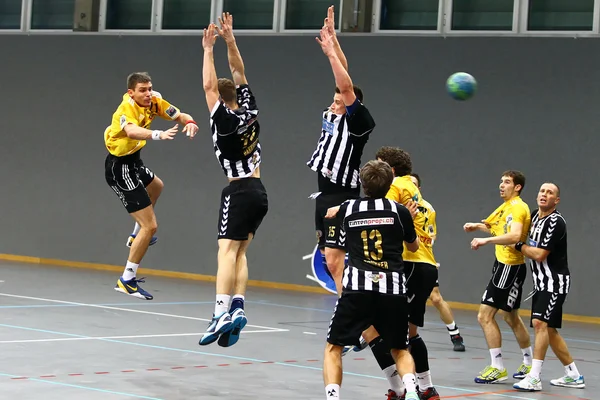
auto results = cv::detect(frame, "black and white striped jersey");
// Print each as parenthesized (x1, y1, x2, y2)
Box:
(307, 100, 375, 191)
(527, 209, 570, 294)
(210, 84, 261, 179)
(338, 197, 417, 295)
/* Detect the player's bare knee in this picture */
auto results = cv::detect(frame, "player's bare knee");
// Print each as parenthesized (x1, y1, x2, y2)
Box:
(325, 343, 342, 356)
(477, 306, 495, 326)
(502, 310, 520, 327)
(430, 291, 442, 307)
(324, 248, 345, 275)
(531, 318, 547, 332)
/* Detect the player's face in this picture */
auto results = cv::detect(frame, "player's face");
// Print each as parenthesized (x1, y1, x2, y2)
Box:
(537, 183, 560, 210)
(330, 93, 346, 115)
(129, 82, 153, 108)
(499, 175, 520, 200)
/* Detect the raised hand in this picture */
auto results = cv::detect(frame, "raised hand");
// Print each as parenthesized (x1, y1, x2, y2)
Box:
(315, 24, 335, 56)
(202, 23, 218, 49)
(217, 12, 235, 44)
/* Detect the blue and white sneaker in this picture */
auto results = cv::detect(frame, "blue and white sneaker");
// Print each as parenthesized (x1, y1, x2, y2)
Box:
(114, 277, 153, 300)
(218, 308, 248, 347)
(550, 375, 585, 389)
(342, 336, 368, 357)
(199, 313, 233, 346)
(126, 234, 158, 248)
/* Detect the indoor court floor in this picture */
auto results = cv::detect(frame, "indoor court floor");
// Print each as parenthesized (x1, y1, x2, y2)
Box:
(0, 261, 597, 399)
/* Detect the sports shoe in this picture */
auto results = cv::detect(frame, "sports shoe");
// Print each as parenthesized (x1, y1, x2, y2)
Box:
(114, 277, 153, 300)
(512, 363, 532, 379)
(126, 234, 158, 248)
(342, 336, 368, 357)
(475, 365, 508, 384)
(404, 392, 420, 400)
(550, 375, 585, 389)
(419, 386, 440, 400)
(386, 389, 400, 400)
(199, 313, 233, 346)
(450, 334, 465, 352)
(217, 308, 247, 347)
(513, 374, 542, 391)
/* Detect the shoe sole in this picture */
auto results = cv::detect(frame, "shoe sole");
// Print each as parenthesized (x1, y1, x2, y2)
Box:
(218, 315, 247, 348)
(114, 287, 153, 300)
(474, 377, 507, 384)
(513, 385, 542, 392)
(199, 321, 233, 346)
(550, 382, 585, 389)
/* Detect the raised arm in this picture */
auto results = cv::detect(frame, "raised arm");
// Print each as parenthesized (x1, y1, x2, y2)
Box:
(202, 23, 220, 112)
(325, 6, 348, 72)
(316, 24, 356, 107)
(217, 13, 248, 86)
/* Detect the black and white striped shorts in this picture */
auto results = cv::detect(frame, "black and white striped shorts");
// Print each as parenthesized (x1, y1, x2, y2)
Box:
(105, 153, 154, 213)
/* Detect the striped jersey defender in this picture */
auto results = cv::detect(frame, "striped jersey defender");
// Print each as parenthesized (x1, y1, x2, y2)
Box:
(307, 101, 375, 190)
(210, 84, 261, 179)
(339, 198, 417, 295)
(528, 209, 570, 294)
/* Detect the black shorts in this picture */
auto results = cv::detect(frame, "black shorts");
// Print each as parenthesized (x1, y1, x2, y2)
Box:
(530, 291, 567, 329)
(105, 153, 154, 214)
(327, 290, 410, 350)
(481, 260, 527, 312)
(404, 262, 439, 327)
(218, 178, 268, 241)
(315, 192, 359, 250)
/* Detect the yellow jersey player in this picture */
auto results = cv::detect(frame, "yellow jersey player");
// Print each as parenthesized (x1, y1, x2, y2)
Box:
(464, 170, 533, 384)
(104, 71, 198, 301)
(337, 147, 442, 399)
(410, 173, 466, 353)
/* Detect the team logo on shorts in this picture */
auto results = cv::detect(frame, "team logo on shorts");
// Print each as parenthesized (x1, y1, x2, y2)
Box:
(367, 272, 385, 283)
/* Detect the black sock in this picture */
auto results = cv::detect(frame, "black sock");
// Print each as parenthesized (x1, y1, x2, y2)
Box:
(369, 336, 396, 370)
(409, 335, 429, 373)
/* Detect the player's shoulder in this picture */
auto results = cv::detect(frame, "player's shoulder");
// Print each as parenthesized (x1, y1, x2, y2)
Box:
(510, 197, 530, 213)
(151, 90, 164, 101)
(421, 198, 435, 213)
(116, 93, 136, 112)
(549, 210, 566, 226)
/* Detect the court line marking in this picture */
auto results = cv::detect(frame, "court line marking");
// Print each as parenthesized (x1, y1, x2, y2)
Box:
(0, 323, 536, 400)
(0, 371, 163, 399)
(2, 296, 598, 346)
(0, 293, 287, 332)
(0, 330, 282, 344)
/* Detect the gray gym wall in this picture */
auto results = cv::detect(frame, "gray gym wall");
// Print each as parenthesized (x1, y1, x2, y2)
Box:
(1, 35, 598, 317)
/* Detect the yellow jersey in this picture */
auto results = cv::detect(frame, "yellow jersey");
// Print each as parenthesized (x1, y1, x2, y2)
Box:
(386, 175, 437, 266)
(104, 91, 180, 157)
(483, 196, 531, 265)
(421, 198, 437, 244)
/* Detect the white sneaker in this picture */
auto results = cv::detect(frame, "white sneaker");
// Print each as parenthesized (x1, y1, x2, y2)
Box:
(550, 375, 585, 389)
(513, 375, 542, 391)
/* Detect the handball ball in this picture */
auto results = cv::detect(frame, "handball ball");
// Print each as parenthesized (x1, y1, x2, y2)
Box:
(446, 72, 477, 101)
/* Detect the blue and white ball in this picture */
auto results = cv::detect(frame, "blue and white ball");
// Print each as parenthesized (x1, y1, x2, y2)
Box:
(446, 72, 477, 101)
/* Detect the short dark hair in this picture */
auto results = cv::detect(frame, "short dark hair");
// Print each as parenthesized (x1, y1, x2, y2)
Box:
(502, 170, 526, 194)
(360, 160, 394, 198)
(410, 173, 421, 188)
(375, 146, 412, 177)
(127, 72, 152, 90)
(335, 85, 364, 102)
(544, 182, 561, 196)
(218, 78, 237, 104)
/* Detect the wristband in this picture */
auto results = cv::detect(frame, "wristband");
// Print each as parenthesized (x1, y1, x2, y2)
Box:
(515, 241, 524, 252)
(186, 120, 197, 125)
(151, 130, 161, 140)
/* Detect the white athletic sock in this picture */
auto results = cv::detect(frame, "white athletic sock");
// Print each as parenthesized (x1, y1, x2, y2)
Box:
(521, 346, 533, 366)
(490, 348, 504, 370)
(446, 321, 459, 335)
(416, 370, 433, 389)
(565, 362, 581, 379)
(530, 359, 543, 379)
(325, 383, 340, 399)
(122, 261, 139, 281)
(383, 366, 404, 393)
(401, 373, 417, 395)
(132, 222, 141, 236)
(214, 294, 231, 317)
